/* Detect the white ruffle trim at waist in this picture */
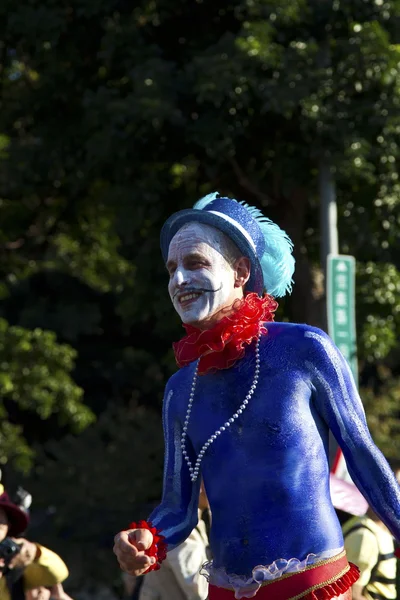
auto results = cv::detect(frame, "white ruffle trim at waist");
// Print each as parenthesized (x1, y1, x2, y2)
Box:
(200, 546, 344, 599)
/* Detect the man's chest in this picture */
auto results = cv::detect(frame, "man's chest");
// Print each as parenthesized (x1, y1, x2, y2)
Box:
(174, 363, 319, 457)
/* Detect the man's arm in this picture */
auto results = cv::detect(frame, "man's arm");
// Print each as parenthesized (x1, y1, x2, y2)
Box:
(148, 383, 201, 550)
(305, 328, 400, 540)
(114, 379, 201, 575)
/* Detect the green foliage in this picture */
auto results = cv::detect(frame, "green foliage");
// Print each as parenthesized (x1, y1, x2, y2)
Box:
(362, 371, 400, 460)
(357, 262, 400, 361)
(0, 319, 94, 471)
(51, 201, 134, 294)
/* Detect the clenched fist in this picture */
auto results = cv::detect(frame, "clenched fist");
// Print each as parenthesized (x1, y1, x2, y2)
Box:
(113, 528, 155, 576)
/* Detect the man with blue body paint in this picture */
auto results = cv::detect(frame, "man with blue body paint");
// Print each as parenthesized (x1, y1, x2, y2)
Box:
(113, 193, 400, 600)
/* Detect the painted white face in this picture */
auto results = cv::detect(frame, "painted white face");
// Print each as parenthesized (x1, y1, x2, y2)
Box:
(167, 223, 240, 328)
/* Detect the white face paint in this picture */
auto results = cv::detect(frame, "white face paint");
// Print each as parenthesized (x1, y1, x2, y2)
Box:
(167, 223, 242, 329)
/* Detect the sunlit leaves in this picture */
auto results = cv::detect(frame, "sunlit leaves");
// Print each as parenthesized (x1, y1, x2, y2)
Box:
(357, 262, 400, 361)
(0, 319, 94, 470)
(51, 203, 134, 293)
(244, 0, 310, 24)
(0, 421, 33, 473)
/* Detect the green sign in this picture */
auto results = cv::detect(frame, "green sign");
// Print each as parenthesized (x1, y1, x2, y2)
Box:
(327, 254, 358, 384)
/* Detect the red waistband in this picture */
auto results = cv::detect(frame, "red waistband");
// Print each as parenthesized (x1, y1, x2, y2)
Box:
(208, 551, 359, 600)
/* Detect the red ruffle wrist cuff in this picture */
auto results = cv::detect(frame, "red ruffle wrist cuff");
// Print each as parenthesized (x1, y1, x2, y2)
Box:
(127, 520, 168, 572)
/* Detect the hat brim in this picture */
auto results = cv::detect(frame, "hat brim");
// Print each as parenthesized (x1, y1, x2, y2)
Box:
(0, 502, 29, 536)
(160, 209, 264, 294)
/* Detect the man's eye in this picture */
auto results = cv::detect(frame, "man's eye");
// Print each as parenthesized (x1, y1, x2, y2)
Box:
(189, 261, 205, 268)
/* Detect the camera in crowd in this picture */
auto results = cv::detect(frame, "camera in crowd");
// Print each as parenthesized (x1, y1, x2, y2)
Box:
(0, 537, 22, 574)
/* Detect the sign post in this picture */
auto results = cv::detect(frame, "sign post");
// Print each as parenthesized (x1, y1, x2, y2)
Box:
(327, 254, 358, 384)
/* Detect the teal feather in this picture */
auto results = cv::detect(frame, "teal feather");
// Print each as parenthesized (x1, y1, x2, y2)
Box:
(192, 193, 295, 297)
(239, 201, 295, 298)
(193, 193, 219, 210)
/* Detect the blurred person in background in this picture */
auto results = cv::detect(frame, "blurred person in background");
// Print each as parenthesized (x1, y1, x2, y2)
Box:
(114, 193, 400, 600)
(121, 573, 137, 599)
(341, 460, 400, 600)
(25, 583, 74, 600)
(0, 489, 70, 600)
(136, 481, 210, 600)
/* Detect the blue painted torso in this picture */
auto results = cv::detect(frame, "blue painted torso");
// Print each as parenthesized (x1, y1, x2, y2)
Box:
(149, 322, 400, 578)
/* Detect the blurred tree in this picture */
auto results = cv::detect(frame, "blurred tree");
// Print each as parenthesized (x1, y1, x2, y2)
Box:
(0, 0, 400, 588)
(13, 405, 164, 587)
(362, 369, 400, 460)
(0, 318, 94, 472)
(1, 0, 399, 357)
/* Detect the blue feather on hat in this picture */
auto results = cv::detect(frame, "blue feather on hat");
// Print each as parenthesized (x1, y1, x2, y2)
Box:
(193, 193, 295, 298)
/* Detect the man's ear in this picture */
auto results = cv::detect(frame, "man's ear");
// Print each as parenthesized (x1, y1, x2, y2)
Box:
(234, 257, 251, 289)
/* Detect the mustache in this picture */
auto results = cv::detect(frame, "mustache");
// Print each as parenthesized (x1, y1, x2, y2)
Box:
(173, 284, 223, 300)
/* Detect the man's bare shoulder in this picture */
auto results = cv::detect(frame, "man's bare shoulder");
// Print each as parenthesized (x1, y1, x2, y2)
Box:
(165, 362, 195, 391)
(265, 321, 329, 341)
(261, 322, 335, 363)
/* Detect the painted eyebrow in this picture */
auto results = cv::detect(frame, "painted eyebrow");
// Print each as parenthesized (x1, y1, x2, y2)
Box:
(166, 253, 208, 271)
(186, 252, 207, 262)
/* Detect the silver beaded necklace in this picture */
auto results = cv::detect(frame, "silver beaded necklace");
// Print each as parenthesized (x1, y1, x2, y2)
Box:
(180, 333, 261, 483)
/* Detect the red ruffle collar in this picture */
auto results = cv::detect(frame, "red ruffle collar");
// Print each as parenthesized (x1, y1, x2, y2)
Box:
(173, 293, 278, 375)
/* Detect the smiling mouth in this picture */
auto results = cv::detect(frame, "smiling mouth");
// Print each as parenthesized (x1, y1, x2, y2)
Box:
(178, 292, 203, 305)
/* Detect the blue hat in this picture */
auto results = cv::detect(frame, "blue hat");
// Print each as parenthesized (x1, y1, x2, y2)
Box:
(160, 192, 295, 297)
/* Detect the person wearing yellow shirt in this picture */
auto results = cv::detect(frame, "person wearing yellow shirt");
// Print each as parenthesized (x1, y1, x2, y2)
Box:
(342, 512, 397, 600)
(342, 463, 400, 600)
(342, 459, 400, 600)
(0, 490, 70, 600)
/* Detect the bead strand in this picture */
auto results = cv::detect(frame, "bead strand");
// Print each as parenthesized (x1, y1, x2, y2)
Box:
(180, 334, 261, 483)
(180, 364, 199, 479)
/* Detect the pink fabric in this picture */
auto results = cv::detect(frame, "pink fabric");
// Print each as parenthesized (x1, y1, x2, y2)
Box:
(329, 473, 368, 516)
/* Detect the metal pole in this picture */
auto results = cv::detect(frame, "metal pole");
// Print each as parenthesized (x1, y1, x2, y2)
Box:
(319, 159, 341, 467)
(317, 34, 339, 266)
(319, 159, 339, 269)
